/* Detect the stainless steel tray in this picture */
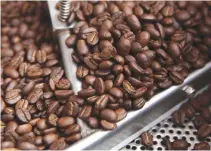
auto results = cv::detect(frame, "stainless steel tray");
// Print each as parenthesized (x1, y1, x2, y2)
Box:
(47, 1, 211, 150)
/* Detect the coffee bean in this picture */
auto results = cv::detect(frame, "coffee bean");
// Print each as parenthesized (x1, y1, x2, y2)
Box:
(193, 142, 210, 150)
(55, 90, 73, 99)
(123, 80, 136, 95)
(141, 131, 153, 147)
(109, 87, 123, 99)
(18, 142, 38, 150)
(22, 81, 35, 96)
(15, 99, 28, 110)
(100, 46, 117, 60)
(64, 124, 81, 135)
(94, 78, 105, 94)
(16, 108, 31, 123)
(172, 110, 186, 126)
(133, 98, 146, 110)
(5, 89, 21, 105)
(64, 101, 79, 117)
(43, 133, 58, 146)
(76, 65, 89, 79)
(76, 40, 89, 57)
(4, 67, 19, 79)
(57, 116, 75, 128)
(198, 124, 211, 139)
(162, 137, 173, 150)
(65, 133, 81, 143)
(100, 109, 117, 122)
(172, 139, 189, 150)
(49, 137, 67, 150)
(5, 121, 18, 133)
(86, 117, 99, 129)
(78, 88, 96, 98)
(68, 95, 84, 106)
(95, 94, 109, 110)
(16, 124, 32, 135)
(175, 10, 191, 22)
(115, 108, 127, 122)
(36, 119, 48, 130)
(65, 35, 77, 48)
(1, 141, 15, 149)
(78, 105, 92, 119)
(48, 114, 58, 126)
(47, 101, 60, 114)
(100, 120, 116, 130)
(27, 88, 43, 104)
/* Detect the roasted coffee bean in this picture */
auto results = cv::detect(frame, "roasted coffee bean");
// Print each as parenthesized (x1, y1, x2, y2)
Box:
(55, 90, 73, 99)
(65, 133, 81, 143)
(193, 142, 210, 150)
(94, 78, 105, 94)
(162, 137, 173, 150)
(172, 110, 186, 126)
(22, 81, 35, 96)
(131, 87, 148, 99)
(193, 115, 207, 129)
(49, 137, 67, 150)
(175, 10, 191, 22)
(86, 117, 99, 129)
(100, 120, 116, 130)
(5, 89, 21, 105)
(47, 101, 60, 114)
(47, 114, 58, 126)
(55, 78, 71, 90)
(65, 35, 77, 48)
(169, 71, 184, 85)
(76, 40, 89, 57)
(133, 98, 146, 110)
(68, 95, 84, 106)
(201, 107, 211, 121)
(78, 88, 96, 98)
(1, 141, 15, 149)
(78, 105, 92, 119)
(95, 94, 109, 110)
(109, 87, 123, 99)
(43, 133, 58, 146)
(100, 46, 117, 60)
(16, 124, 32, 135)
(36, 119, 48, 130)
(141, 131, 153, 147)
(64, 101, 79, 117)
(4, 67, 19, 79)
(115, 108, 127, 121)
(16, 108, 31, 123)
(198, 124, 211, 139)
(114, 73, 124, 87)
(27, 88, 43, 104)
(64, 124, 81, 136)
(180, 103, 195, 119)
(100, 109, 117, 122)
(57, 116, 75, 128)
(123, 80, 136, 95)
(5, 121, 18, 133)
(76, 65, 89, 79)
(172, 139, 189, 150)
(15, 99, 28, 110)
(18, 142, 38, 150)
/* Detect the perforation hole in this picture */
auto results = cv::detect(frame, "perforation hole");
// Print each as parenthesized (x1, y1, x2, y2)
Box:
(206, 138, 210, 142)
(149, 147, 153, 150)
(190, 137, 195, 141)
(165, 135, 170, 139)
(164, 124, 169, 128)
(153, 141, 157, 145)
(182, 136, 186, 140)
(189, 125, 193, 129)
(160, 129, 165, 133)
(184, 119, 188, 123)
(135, 140, 140, 144)
(177, 131, 181, 135)
(185, 131, 190, 135)
(173, 136, 178, 140)
(158, 147, 162, 150)
(126, 145, 130, 149)
(169, 129, 173, 133)
(157, 123, 161, 127)
(152, 129, 157, 133)
(157, 135, 161, 139)
(132, 146, 137, 150)
(172, 124, 177, 128)
(193, 131, 197, 135)
(140, 146, 146, 150)
(168, 118, 172, 122)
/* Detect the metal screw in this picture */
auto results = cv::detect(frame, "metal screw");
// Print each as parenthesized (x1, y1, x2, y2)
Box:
(58, 0, 70, 22)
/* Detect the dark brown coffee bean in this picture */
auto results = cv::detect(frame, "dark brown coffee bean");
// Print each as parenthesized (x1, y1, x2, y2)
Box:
(27, 88, 43, 104)
(100, 109, 117, 122)
(100, 46, 117, 60)
(141, 131, 153, 147)
(55, 78, 71, 90)
(49, 137, 67, 150)
(193, 115, 207, 129)
(76, 40, 89, 57)
(140, 14, 156, 22)
(133, 98, 146, 110)
(86, 117, 99, 129)
(100, 120, 116, 130)
(175, 10, 191, 22)
(43, 133, 58, 146)
(50, 67, 64, 83)
(16, 108, 31, 123)
(123, 80, 136, 95)
(104, 80, 113, 92)
(172, 110, 186, 126)
(22, 81, 35, 96)
(114, 73, 124, 87)
(36, 50, 46, 64)
(65, 133, 81, 143)
(109, 87, 123, 99)
(64, 101, 79, 117)
(136, 52, 151, 69)
(94, 78, 105, 94)
(198, 124, 211, 139)
(169, 71, 184, 85)
(85, 75, 96, 86)
(16, 124, 32, 135)
(129, 62, 151, 75)
(172, 139, 189, 150)
(47, 114, 58, 126)
(193, 142, 210, 150)
(36, 119, 48, 130)
(5, 89, 21, 105)
(76, 65, 89, 79)
(84, 55, 98, 70)
(18, 142, 38, 150)
(57, 117, 75, 128)
(64, 124, 81, 136)
(5, 121, 17, 133)
(55, 90, 73, 99)
(162, 6, 174, 17)
(78, 88, 96, 98)
(115, 108, 127, 122)
(68, 95, 84, 106)
(180, 103, 195, 119)
(95, 94, 109, 110)
(4, 67, 19, 79)
(201, 107, 211, 121)
(162, 137, 173, 150)
(34, 136, 43, 146)
(65, 35, 77, 48)
(78, 105, 92, 119)
(117, 37, 131, 57)
(127, 14, 141, 31)
(47, 101, 60, 114)
(99, 60, 113, 70)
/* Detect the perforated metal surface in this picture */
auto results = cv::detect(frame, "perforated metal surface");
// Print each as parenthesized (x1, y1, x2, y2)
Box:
(120, 86, 211, 151)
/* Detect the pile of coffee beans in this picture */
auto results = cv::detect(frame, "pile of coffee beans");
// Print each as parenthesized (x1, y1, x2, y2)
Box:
(140, 86, 211, 150)
(63, 1, 211, 130)
(1, 1, 82, 150)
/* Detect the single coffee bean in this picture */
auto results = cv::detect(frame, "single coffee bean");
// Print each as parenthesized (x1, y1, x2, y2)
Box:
(15, 99, 28, 110)
(18, 142, 38, 150)
(64, 124, 81, 136)
(55, 78, 71, 90)
(141, 131, 153, 147)
(76, 40, 89, 57)
(27, 88, 43, 104)
(127, 14, 141, 31)
(4, 67, 19, 79)
(78, 88, 96, 98)
(115, 108, 127, 122)
(193, 115, 207, 129)
(172, 110, 186, 126)
(100, 120, 117, 130)
(198, 124, 211, 139)
(57, 117, 75, 128)
(36, 119, 48, 130)
(55, 90, 74, 99)
(123, 80, 136, 95)
(172, 139, 189, 150)
(16, 108, 31, 123)
(193, 142, 210, 150)
(5, 89, 21, 105)
(78, 105, 92, 119)
(1, 141, 15, 149)
(100, 108, 117, 122)
(64, 101, 79, 117)
(86, 117, 99, 129)
(65, 35, 77, 48)
(49, 137, 67, 150)
(175, 10, 191, 22)
(5, 121, 18, 133)
(76, 65, 89, 79)
(109, 87, 123, 99)
(162, 137, 173, 150)
(43, 133, 58, 146)
(83, 55, 98, 70)
(94, 78, 105, 95)
(100, 46, 117, 60)
(180, 103, 195, 119)
(47, 101, 60, 114)
(133, 98, 146, 110)
(65, 133, 81, 143)
(95, 94, 109, 110)
(48, 114, 58, 126)
(68, 95, 84, 106)
(22, 81, 35, 96)
(16, 124, 32, 135)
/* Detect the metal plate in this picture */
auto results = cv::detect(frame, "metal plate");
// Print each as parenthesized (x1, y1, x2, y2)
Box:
(119, 86, 211, 151)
